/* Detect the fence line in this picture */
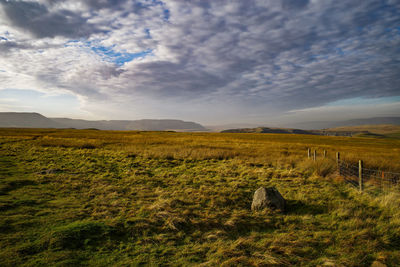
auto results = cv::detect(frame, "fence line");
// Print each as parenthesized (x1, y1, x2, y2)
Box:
(307, 149, 400, 193)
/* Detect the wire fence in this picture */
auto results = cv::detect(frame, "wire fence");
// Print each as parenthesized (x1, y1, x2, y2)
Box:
(307, 149, 400, 193)
(338, 159, 400, 192)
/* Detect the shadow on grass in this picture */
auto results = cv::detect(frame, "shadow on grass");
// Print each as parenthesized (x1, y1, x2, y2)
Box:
(285, 199, 327, 215)
(0, 179, 37, 195)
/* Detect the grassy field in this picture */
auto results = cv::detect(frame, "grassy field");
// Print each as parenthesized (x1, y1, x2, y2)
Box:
(1, 128, 400, 266)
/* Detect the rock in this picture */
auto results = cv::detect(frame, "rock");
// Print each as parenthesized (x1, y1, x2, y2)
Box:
(251, 187, 285, 211)
(371, 261, 387, 267)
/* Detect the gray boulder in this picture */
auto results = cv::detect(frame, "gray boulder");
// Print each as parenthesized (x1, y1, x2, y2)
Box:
(251, 187, 285, 211)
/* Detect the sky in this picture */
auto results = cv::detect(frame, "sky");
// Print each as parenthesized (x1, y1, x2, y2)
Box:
(0, 0, 399, 125)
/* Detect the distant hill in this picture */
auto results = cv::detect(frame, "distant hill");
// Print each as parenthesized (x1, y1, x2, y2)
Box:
(221, 124, 400, 139)
(0, 112, 63, 128)
(290, 117, 400, 130)
(208, 117, 400, 131)
(220, 126, 361, 137)
(221, 127, 316, 135)
(0, 112, 207, 131)
(323, 124, 400, 135)
(51, 118, 206, 131)
(124, 119, 206, 131)
(206, 123, 261, 132)
(320, 124, 400, 138)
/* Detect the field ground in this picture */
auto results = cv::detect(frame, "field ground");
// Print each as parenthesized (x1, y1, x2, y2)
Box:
(1, 128, 400, 266)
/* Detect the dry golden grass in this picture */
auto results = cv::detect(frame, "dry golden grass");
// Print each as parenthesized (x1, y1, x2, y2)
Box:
(2, 128, 399, 169)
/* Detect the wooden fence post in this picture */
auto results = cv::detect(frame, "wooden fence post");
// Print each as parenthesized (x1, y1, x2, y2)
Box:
(336, 152, 340, 175)
(313, 150, 317, 162)
(307, 148, 311, 159)
(323, 150, 327, 158)
(359, 160, 363, 192)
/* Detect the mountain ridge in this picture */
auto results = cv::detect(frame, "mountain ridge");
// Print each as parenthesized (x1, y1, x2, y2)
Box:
(0, 112, 64, 128)
(0, 112, 207, 131)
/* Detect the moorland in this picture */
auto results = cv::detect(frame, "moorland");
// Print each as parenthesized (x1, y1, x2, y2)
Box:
(1, 128, 400, 266)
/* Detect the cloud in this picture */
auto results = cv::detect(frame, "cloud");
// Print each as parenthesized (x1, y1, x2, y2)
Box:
(281, 0, 309, 10)
(0, 0, 399, 122)
(0, 39, 32, 53)
(0, 0, 103, 38)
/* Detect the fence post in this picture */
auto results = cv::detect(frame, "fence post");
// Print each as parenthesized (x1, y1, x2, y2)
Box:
(336, 152, 340, 175)
(313, 150, 317, 162)
(381, 171, 384, 191)
(359, 160, 363, 192)
(307, 148, 311, 159)
(323, 150, 327, 158)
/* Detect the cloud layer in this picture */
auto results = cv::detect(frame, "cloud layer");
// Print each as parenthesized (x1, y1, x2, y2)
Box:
(0, 0, 399, 122)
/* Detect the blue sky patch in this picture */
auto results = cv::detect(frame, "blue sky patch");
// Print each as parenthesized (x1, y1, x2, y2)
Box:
(90, 45, 152, 66)
(163, 9, 170, 20)
(65, 40, 152, 66)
